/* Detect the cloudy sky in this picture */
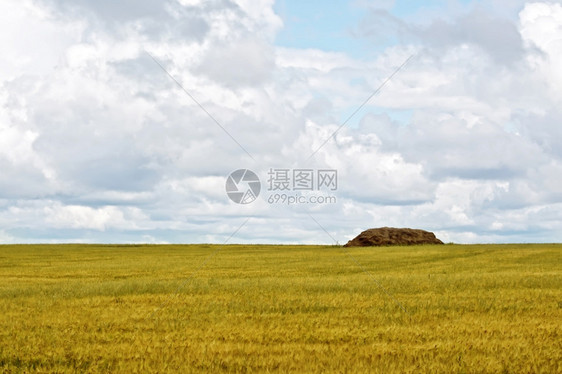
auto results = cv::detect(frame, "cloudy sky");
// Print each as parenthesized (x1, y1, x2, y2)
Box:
(1, 0, 562, 244)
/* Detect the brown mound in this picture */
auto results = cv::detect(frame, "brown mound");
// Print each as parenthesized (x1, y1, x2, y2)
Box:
(344, 227, 444, 247)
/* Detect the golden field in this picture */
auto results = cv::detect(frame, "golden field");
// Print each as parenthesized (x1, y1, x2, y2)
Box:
(0, 244, 560, 373)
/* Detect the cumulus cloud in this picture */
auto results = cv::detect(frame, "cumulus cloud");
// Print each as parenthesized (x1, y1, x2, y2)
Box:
(1, 0, 562, 244)
(358, 6, 526, 64)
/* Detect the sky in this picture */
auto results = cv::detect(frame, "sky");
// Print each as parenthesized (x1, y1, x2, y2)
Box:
(1, 0, 562, 244)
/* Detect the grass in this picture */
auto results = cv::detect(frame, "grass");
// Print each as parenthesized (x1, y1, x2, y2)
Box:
(0, 243, 560, 373)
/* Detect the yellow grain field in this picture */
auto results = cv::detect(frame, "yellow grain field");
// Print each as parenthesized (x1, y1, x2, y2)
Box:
(0, 244, 560, 373)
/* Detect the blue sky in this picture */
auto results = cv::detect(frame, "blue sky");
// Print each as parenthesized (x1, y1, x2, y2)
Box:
(274, 0, 368, 57)
(274, 0, 477, 56)
(1, 0, 562, 244)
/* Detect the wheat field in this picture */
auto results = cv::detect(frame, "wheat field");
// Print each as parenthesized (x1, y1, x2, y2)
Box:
(0, 244, 560, 373)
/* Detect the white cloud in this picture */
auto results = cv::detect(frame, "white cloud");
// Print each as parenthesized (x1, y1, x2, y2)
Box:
(1, 0, 562, 244)
(520, 2, 562, 97)
(195, 38, 275, 87)
(44, 203, 147, 230)
(0, 0, 84, 81)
